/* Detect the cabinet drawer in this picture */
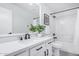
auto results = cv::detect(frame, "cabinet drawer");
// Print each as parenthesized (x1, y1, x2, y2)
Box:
(30, 43, 46, 56)
(46, 39, 54, 46)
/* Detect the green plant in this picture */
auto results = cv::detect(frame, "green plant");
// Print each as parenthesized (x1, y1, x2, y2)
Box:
(36, 24, 46, 33)
(29, 24, 45, 33)
(29, 24, 37, 32)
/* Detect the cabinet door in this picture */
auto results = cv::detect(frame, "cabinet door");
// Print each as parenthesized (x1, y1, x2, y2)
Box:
(33, 50, 46, 56)
(16, 51, 29, 56)
(46, 39, 54, 56)
(30, 43, 46, 56)
(46, 46, 53, 56)
(14, 50, 29, 56)
(52, 47, 60, 56)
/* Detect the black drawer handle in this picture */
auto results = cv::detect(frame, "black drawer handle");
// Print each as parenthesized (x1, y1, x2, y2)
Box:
(48, 41, 53, 44)
(53, 37, 57, 39)
(36, 46, 43, 51)
(44, 51, 46, 56)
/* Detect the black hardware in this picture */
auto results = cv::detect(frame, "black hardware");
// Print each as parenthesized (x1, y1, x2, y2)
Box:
(20, 37, 23, 40)
(25, 33, 30, 39)
(25, 34, 28, 39)
(53, 33, 56, 36)
(46, 49, 49, 56)
(44, 51, 46, 56)
(28, 34, 30, 39)
(53, 37, 57, 39)
(8, 32, 12, 34)
(48, 41, 53, 44)
(36, 46, 42, 51)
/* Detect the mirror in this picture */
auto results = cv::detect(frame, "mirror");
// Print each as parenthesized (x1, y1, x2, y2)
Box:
(0, 3, 40, 34)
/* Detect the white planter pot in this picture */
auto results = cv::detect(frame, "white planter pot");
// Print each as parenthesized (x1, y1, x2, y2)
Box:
(37, 33, 42, 37)
(29, 32, 38, 37)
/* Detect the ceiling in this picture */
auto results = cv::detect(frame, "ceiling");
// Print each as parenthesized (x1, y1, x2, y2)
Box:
(13, 3, 79, 15)
(41, 3, 79, 13)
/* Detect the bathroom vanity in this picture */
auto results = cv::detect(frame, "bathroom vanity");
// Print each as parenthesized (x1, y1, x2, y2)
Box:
(0, 36, 55, 56)
(0, 35, 79, 56)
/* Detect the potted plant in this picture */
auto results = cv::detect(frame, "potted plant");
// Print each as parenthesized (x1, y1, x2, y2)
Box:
(36, 24, 46, 37)
(29, 24, 37, 36)
(29, 24, 45, 37)
(29, 24, 37, 32)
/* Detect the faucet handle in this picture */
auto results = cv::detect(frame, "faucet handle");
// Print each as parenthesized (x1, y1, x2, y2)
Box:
(53, 33, 56, 36)
(19, 36, 23, 40)
(8, 32, 12, 34)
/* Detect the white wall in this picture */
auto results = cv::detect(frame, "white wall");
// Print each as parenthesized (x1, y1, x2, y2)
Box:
(54, 10, 77, 42)
(74, 9, 79, 46)
(0, 7, 12, 34)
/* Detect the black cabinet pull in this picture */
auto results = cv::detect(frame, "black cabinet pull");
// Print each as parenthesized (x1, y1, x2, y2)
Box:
(46, 49, 49, 56)
(53, 37, 57, 39)
(48, 41, 53, 44)
(53, 33, 56, 36)
(44, 51, 46, 56)
(36, 46, 42, 51)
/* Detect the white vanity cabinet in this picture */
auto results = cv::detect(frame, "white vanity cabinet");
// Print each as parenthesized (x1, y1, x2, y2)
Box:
(8, 49, 29, 56)
(1, 36, 53, 56)
(28, 37, 54, 56)
(30, 42, 46, 56)
(29, 38, 54, 56)
(15, 50, 29, 56)
(45, 39, 54, 56)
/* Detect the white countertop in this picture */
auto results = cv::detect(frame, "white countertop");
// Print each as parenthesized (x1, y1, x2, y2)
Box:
(0, 36, 52, 56)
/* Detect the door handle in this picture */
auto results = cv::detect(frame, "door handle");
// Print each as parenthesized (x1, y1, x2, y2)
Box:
(44, 51, 46, 56)
(46, 49, 49, 56)
(36, 46, 42, 51)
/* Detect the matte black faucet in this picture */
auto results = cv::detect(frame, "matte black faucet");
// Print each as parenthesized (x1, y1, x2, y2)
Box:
(20, 37, 23, 40)
(25, 33, 30, 39)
